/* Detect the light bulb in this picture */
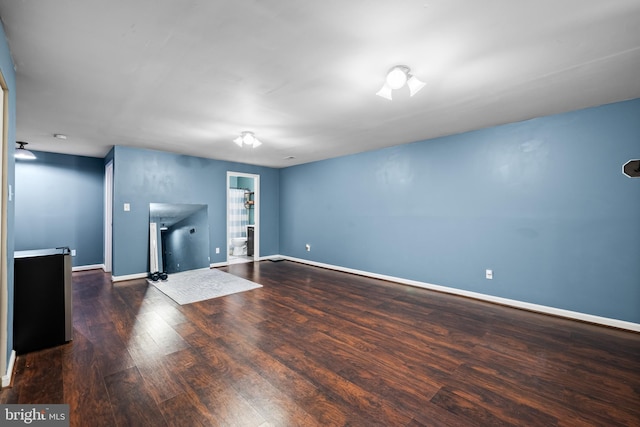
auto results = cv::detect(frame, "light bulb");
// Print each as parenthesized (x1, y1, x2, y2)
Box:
(407, 75, 426, 96)
(386, 67, 408, 90)
(376, 84, 393, 100)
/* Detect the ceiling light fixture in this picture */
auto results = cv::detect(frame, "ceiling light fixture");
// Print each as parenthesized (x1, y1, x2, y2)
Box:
(53, 133, 67, 140)
(376, 65, 426, 100)
(233, 131, 262, 148)
(15, 141, 36, 160)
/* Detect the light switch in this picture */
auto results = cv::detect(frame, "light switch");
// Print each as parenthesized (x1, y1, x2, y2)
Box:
(124, 203, 130, 211)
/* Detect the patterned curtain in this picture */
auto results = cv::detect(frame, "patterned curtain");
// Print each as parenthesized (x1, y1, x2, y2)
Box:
(229, 189, 248, 241)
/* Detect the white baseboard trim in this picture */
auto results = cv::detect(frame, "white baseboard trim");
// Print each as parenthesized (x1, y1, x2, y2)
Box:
(72, 263, 104, 272)
(278, 255, 640, 333)
(210, 262, 227, 268)
(210, 255, 275, 268)
(2, 350, 16, 388)
(111, 272, 148, 282)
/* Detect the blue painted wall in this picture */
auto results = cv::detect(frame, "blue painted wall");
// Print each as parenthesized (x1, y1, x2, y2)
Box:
(280, 98, 640, 324)
(14, 151, 104, 267)
(112, 146, 279, 277)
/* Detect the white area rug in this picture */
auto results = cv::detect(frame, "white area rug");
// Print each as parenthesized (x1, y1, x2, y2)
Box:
(149, 268, 262, 305)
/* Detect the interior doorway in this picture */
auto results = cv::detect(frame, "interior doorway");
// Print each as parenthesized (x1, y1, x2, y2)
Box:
(0, 70, 9, 386)
(226, 171, 259, 265)
(104, 160, 113, 273)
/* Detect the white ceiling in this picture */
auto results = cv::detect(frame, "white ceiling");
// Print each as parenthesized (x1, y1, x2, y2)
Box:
(0, 0, 639, 168)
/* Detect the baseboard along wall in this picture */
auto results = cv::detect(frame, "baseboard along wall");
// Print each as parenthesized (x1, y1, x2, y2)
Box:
(2, 350, 15, 388)
(276, 255, 640, 333)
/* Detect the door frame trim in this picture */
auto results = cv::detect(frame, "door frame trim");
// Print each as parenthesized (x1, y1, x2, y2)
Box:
(226, 171, 260, 263)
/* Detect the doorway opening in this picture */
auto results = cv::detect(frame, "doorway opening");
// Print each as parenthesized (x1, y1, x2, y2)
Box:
(104, 160, 113, 273)
(0, 69, 10, 386)
(226, 172, 259, 265)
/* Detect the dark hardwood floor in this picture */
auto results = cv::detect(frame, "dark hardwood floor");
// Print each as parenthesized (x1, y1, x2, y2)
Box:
(2, 260, 639, 426)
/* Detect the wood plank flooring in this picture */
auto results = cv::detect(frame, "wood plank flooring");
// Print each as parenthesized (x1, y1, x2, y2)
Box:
(2, 260, 639, 426)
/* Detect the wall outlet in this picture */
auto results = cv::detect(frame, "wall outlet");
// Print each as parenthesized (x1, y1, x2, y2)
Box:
(124, 203, 130, 211)
(305, 244, 311, 251)
(486, 269, 493, 279)
(215, 247, 220, 254)
(71, 249, 76, 256)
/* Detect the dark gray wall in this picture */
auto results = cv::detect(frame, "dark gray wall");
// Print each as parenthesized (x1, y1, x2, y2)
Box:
(15, 151, 104, 267)
(163, 206, 209, 273)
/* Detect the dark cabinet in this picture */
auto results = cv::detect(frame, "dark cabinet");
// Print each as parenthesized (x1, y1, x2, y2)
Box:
(247, 226, 255, 256)
(14, 248, 73, 354)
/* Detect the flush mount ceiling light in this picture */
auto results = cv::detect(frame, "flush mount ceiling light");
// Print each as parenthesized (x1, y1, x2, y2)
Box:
(233, 131, 262, 148)
(15, 141, 36, 160)
(376, 65, 426, 100)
